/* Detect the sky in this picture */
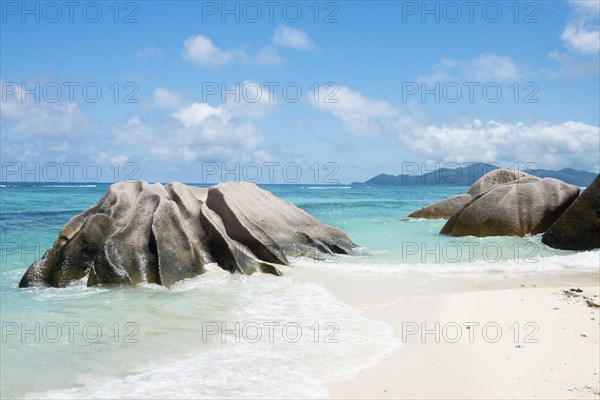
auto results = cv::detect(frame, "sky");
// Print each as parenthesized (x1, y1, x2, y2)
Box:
(1, 0, 599, 184)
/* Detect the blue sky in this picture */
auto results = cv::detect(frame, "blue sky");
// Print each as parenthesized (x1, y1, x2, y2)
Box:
(1, 0, 599, 183)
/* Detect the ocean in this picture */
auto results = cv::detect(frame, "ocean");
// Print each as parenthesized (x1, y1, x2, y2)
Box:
(1, 183, 598, 398)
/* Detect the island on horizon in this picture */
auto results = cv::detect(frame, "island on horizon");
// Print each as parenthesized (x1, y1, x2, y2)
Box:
(352, 162, 598, 187)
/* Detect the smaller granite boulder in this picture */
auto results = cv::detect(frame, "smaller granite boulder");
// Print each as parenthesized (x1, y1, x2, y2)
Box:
(408, 194, 472, 219)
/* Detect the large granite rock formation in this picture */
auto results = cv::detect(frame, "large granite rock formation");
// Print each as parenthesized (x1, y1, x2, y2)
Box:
(408, 194, 472, 219)
(440, 176, 580, 237)
(19, 181, 354, 288)
(542, 173, 600, 250)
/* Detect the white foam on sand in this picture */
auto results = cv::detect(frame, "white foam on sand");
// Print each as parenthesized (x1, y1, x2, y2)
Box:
(298, 250, 600, 274)
(24, 264, 399, 399)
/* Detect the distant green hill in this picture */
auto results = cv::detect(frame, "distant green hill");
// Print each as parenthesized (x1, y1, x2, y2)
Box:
(353, 163, 597, 187)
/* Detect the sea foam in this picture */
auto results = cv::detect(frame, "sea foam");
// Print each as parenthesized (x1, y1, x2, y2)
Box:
(22, 265, 399, 399)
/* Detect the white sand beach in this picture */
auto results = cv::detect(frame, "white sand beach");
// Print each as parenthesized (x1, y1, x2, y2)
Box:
(286, 265, 600, 399)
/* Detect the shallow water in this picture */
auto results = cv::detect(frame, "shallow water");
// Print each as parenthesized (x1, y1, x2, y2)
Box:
(1, 183, 597, 398)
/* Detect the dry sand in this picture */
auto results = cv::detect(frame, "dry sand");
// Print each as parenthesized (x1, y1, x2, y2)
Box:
(284, 265, 600, 399)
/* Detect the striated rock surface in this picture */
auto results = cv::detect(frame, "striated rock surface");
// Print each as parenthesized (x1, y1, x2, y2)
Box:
(205, 182, 354, 262)
(468, 169, 530, 197)
(542, 174, 600, 250)
(408, 194, 472, 219)
(20, 181, 354, 289)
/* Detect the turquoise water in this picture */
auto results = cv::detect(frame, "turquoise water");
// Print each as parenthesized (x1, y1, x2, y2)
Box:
(1, 183, 597, 398)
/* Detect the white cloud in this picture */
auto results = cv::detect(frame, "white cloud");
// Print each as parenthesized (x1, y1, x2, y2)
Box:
(110, 155, 129, 164)
(562, 26, 600, 55)
(417, 54, 522, 83)
(402, 120, 600, 171)
(255, 46, 283, 65)
(0, 80, 94, 136)
(312, 84, 600, 171)
(469, 54, 521, 81)
(90, 152, 130, 166)
(182, 27, 315, 67)
(312, 86, 397, 135)
(109, 83, 276, 162)
(177, 147, 198, 161)
(153, 87, 184, 108)
(220, 80, 276, 119)
(111, 117, 157, 147)
(182, 34, 286, 66)
(172, 103, 222, 128)
(182, 35, 246, 66)
(273, 26, 313, 50)
(562, 0, 600, 55)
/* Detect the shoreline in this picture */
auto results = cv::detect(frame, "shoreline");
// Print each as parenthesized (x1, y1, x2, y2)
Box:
(285, 265, 600, 399)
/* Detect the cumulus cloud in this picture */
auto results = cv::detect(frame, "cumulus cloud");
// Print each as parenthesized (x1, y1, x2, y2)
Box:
(561, 0, 600, 55)
(110, 83, 275, 163)
(182, 35, 246, 66)
(182, 34, 286, 66)
(0, 79, 147, 169)
(111, 114, 262, 162)
(219, 80, 276, 119)
(172, 103, 223, 128)
(468, 54, 521, 81)
(312, 85, 397, 135)
(0, 80, 94, 136)
(254, 46, 283, 65)
(183, 28, 313, 67)
(562, 26, 600, 54)
(153, 87, 184, 108)
(402, 120, 599, 171)
(312, 85, 600, 171)
(273, 26, 314, 50)
(111, 117, 157, 147)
